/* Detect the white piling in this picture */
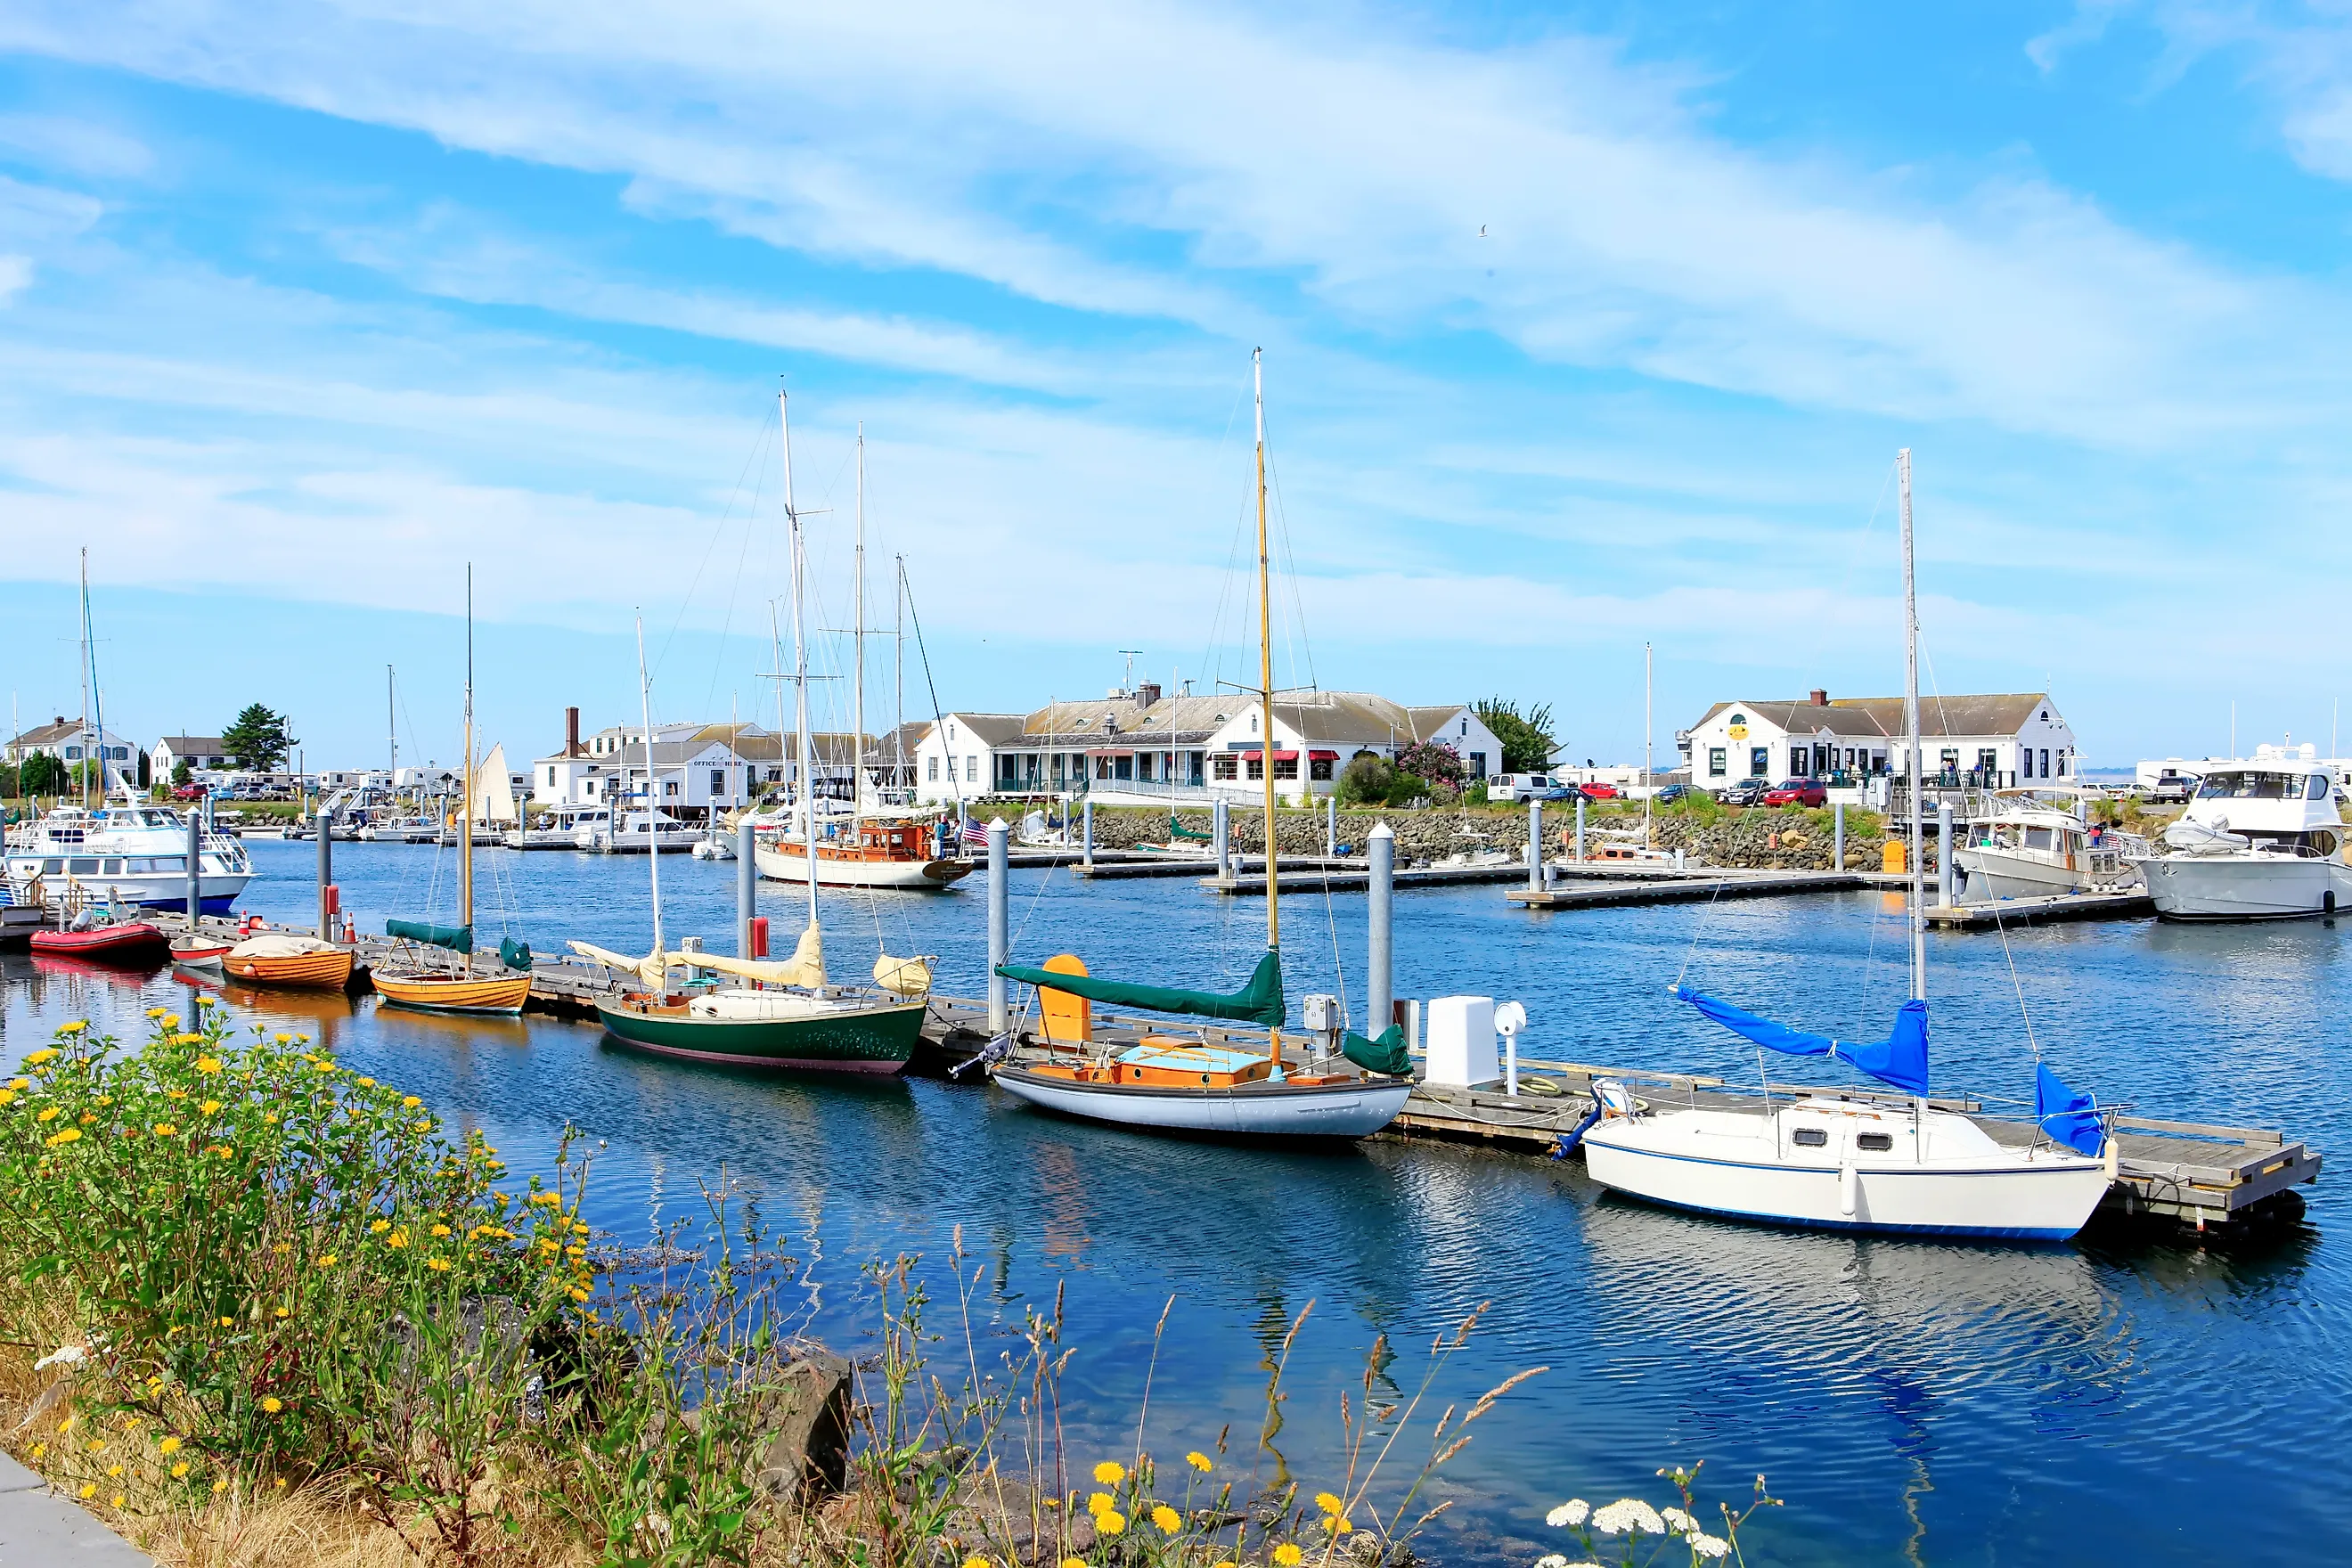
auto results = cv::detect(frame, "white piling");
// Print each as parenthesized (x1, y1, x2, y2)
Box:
(184, 808, 202, 929)
(987, 817, 1009, 1033)
(1326, 794, 1336, 856)
(737, 816, 756, 956)
(1574, 796, 1587, 862)
(1527, 800, 1544, 890)
(1367, 822, 1393, 1035)
(1937, 799, 1956, 906)
(1213, 797, 1231, 882)
(1082, 797, 1094, 870)
(1833, 801, 1846, 872)
(316, 809, 333, 939)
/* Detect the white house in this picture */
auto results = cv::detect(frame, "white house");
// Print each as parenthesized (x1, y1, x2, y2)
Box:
(5, 716, 139, 773)
(911, 688, 1507, 806)
(151, 736, 229, 779)
(531, 721, 862, 818)
(1684, 690, 2079, 790)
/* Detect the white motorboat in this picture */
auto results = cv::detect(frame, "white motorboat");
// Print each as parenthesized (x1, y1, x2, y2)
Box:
(2129, 746, 2352, 919)
(1955, 791, 2144, 901)
(578, 808, 700, 854)
(4, 804, 252, 914)
(1577, 449, 2113, 1241)
(690, 827, 738, 862)
(506, 804, 604, 851)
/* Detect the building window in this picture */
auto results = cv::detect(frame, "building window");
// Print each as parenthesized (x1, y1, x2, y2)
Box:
(664, 780, 678, 796)
(64, 747, 80, 760)
(586, 780, 597, 796)
(966, 755, 977, 783)
(711, 769, 727, 796)
(1749, 747, 1768, 778)
(928, 756, 939, 782)
(1115, 755, 1133, 780)
(1790, 747, 1807, 777)
(1469, 750, 1488, 780)
(1247, 756, 1264, 780)
(547, 767, 556, 787)
(2040, 748, 2051, 778)
(1138, 753, 1154, 781)
(1273, 756, 1298, 780)
(2057, 751, 2069, 778)
(1977, 749, 1997, 780)
(1708, 747, 1727, 778)
(1310, 755, 1334, 781)
(1214, 755, 1238, 781)
(1190, 753, 1205, 785)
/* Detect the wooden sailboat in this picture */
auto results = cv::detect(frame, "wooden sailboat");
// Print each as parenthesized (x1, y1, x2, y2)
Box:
(583, 386, 932, 1074)
(373, 567, 535, 1016)
(989, 351, 1414, 1139)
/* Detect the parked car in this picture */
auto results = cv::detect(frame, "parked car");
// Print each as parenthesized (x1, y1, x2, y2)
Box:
(1578, 781, 1621, 801)
(1489, 772, 1573, 803)
(1651, 783, 1692, 805)
(2145, 772, 2197, 805)
(170, 783, 207, 801)
(1760, 779, 1829, 807)
(1717, 776, 1772, 806)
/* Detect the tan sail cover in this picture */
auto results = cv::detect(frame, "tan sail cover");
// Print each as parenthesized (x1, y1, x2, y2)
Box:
(668, 925, 826, 990)
(872, 953, 934, 997)
(228, 934, 342, 959)
(567, 941, 668, 989)
(471, 744, 517, 824)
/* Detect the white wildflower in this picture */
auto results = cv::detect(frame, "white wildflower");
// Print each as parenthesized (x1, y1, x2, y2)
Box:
(1590, 1499, 1666, 1537)
(1534, 1556, 1570, 1568)
(1689, 1533, 1730, 1560)
(1546, 1501, 1589, 1529)
(33, 1345, 86, 1372)
(1661, 1507, 1696, 1534)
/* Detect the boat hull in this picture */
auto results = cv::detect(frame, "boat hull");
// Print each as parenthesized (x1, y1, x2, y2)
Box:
(31, 924, 170, 961)
(754, 844, 972, 889)
(168, 937, 230, 969)
(2132, 853, 2352, 920)
(223, 949, 357, 991)
(593, 996, 923, 1073)
(375, 971, 535, 1015)
(992, 1065, 1411, 1139)
(1579, 1129, 2109, 1239)
(1954, 846, 2099, 901)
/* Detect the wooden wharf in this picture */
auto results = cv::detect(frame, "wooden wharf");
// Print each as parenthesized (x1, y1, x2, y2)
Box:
(1923, 890, 2157, 929)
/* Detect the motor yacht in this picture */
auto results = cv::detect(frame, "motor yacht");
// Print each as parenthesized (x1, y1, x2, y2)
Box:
(1955, 790, 2144, 901)
(578, 807, 701, 854)
(2129, 746, 2352, 919)
(4, 804, 252, 913)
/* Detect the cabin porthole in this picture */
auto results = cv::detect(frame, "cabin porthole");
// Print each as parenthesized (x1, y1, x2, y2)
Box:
(1857, 1132, 1894, 1152)
(1792, 1127, 1828, 1147)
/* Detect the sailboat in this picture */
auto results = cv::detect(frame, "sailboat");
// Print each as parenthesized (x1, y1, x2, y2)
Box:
(576, 387, 934, 1074)
(1577, 451, 2113, 1239)
(987, 352, 1414, 1139)
(751, 425, 971, 891)
(373, 567, 535, 1016)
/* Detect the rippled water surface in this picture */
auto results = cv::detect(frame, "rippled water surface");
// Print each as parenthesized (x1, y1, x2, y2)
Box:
(6, 839, 2348, 1566)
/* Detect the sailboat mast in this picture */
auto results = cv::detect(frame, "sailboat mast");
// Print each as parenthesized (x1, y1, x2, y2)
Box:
(781, 387, 821, 941)
(853, 422, 866, 832)
(637, 612, 662, 959)
(461, 567, 475, 937)
(78, 548, 92, 809)
(1644, 641, 1654, 846)
(894, 556, 907, 799)
(1899, 448, 1924, 1002)
(1254, 348, 1282, 1067)
(388, 665, 397, 780)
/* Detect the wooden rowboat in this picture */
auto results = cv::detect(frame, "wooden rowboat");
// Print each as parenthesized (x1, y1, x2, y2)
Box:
(373, 970, 534, 1016)
(223, 946, 355, 991)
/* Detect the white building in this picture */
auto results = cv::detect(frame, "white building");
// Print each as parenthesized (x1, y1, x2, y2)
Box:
(6, 716, 139, 772)
(1684, 690, 2078, 790)
(151, 736, 229, 779)
(911, 688, 1507, 806)
(530, 721, 862, 819)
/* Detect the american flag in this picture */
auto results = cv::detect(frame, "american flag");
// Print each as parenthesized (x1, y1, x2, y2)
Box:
(959, 818, 989, 848)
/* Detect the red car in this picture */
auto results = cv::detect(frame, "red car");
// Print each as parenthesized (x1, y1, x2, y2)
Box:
(1577, 781, 1620, 800)
(171, 783, 208, 801)
(1760, 779, 1827, 807)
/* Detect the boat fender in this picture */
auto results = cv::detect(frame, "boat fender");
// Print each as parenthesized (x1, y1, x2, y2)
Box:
(1838, 1162, 1859, 1218)
(2103, 1132, 2119, 1182)
(2327, 891, 2338, 916)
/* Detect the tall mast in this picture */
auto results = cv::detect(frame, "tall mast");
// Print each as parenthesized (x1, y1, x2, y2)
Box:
(636, 611, 662, 959)
(388, 665, 397, 780)
(1254, 348, 1281, 1063)
(894, 555, 907, 798)
(461, 567, 474, 940)
(1644, 641, 1654, 845)
(1899, 448, 1924, 1003)
(782, 386, 821, 943)
(77, 548, 92, 808)
(853, 422, 866, 829)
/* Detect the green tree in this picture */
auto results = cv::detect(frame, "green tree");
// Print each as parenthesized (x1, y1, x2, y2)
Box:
(222, 704, 298, 772)
(171, 759, 192, 787)
(18, 752, 62, 796)
(1474, 698, 1556, 774)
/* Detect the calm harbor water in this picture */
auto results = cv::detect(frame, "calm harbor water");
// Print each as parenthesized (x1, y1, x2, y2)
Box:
(6, 837, 2348, 1565)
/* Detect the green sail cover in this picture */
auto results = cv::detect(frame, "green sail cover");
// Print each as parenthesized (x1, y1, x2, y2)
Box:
(1169, 813, 1214, 841)
(995, 948, 1285, 1027)
(387, 919, 472, 955)
(499, 937, 533, 972)
(1343, 1025, 1413, 1077)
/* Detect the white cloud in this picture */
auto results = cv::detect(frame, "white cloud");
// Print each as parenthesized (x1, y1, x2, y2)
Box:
(0, 255, 30, 303)
(0, 113, 152, 177)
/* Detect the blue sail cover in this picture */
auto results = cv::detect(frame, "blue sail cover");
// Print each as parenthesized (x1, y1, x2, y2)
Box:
(2035, 1062, 2106, 1156)
(1670, 985, 1931, 1098)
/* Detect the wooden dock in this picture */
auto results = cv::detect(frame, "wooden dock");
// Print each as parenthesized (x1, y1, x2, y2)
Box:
(1923, 890, 2156, 929)
(1507, 868, 1891, 910)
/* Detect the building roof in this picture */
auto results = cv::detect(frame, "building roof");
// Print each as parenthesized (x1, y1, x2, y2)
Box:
(865, 721, 933, 765)
(8, 717, 82, 747)
(1696, 694, 2057, 740)
(1016, 693, 1241, 746)
(155, 736, 227, 753)
(1270, 693, 1471, 748)
(936, 712, 1033, 748)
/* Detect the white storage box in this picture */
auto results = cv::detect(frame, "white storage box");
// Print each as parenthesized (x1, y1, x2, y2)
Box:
(1424, 995, 1499, 1088)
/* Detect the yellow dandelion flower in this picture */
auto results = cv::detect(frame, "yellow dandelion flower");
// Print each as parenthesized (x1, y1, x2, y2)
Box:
(430, 1224, 452, 1237)
(963, 1557, 990, 1568)
(1274, 1547, 1303, 1567)
(275, 1305, 290, 1319)
(106, 1463, 123, 1477)
(402, 1096, 421, 1109)
(44, 1129, 80, 1147)
(274, 1033, 292, 1045)
(216, 1146, 234, 1160)
(356, 1076, 375, 1087)
(1152, 1505, 1181, 1532)
(170, 1461, 189, 1479)
(1315, 1493, 1343, 1516)
(316, 1254, 338, 1268)
(1325, 1516, 1353, 1535)
(27, 1046, 61, 1062)
(1187, 1450, 1213, 1473)
(173, 1033, 203, 1047)
(86, 1440, 104, 1454)
(48, 1028, 79, 1042)
(35, 1107, 59, 1123)
(370, 1218, 390, 1233)
(218, 1317, 233, 1327)
(152, 1123, 176, 1137)
(429, 1259, 452, 1272)
(1093, 1461, 1126, 1485)
(212, 1479, 227, 1494)
(274, 1476, 287, 1488)
(158, 1436, 182, 1455)
(386, 1229, 408, 1249)
(110, 1492, 126, 1508)
(194, 1056, 222, 1074)
(146, 1007, 167, 1019)
(314, 1060, 334, 1074)
(1097, 1510, 1126, 1537)
(1061, 1558, 1087, 1568)
(568, 1286, 589, 1302)
(29, 1444, 44, 1460)
(260, 1397, 282, 1414)
(6, 1077, 25, 1090)
(200, 1099, 222, 1115)
(1088, 1491, 1115, 1515)
(79, 1482, 95, 1499)
(0, 1090, 15, 1107)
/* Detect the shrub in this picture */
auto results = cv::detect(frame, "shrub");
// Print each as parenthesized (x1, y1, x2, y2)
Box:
(1335, 753, 1396, 807)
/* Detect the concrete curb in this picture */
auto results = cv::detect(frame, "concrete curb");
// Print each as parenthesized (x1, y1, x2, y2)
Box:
(0, 1451, 159, 1565)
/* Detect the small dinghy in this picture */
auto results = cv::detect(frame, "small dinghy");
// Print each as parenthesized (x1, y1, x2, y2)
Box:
(168, 934, 231, 969)
(32, 920, 170, 962)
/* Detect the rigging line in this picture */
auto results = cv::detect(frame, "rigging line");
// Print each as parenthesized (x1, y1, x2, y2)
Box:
(1985, 892, 2044, 1061)
(701, 457, 772, 721)
(1262, 432, 1319, 696)
(655, 396, 779, 685)
(1672, 877, 1729, 991)
(1199, 361, 1262, 697)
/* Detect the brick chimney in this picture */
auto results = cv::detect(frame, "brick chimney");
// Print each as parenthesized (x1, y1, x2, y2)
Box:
(565, 706, 581, 757)
(1809, 689, 1829, 706)
(1136, 681, 1163, 707)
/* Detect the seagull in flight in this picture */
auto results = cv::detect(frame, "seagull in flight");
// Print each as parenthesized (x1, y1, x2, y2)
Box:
(1479, 224, 1488, 238)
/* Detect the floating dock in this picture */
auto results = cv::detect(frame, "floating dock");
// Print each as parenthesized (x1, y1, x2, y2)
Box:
(1923, 890, 2157, 929)
(1507, 868, 1891, 910)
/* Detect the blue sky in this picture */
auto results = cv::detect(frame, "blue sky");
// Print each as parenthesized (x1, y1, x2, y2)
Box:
(4, 1, 2352, 768)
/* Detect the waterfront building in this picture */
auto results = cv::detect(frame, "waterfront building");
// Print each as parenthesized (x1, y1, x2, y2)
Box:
(150, 735, 229, 779)
(5, 715, 140, 773)
(530, 716, 865, 818)
(1682, 689, 2078, 789)
(909, 687, 1505, 805)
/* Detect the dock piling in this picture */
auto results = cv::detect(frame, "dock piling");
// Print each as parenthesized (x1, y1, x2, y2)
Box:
(1082, 798, 1094, 871)
(316, 810, 332, 939)
(1527, 800, 1543, 890)
(1326, 794, 1336, 856)
(1575, 797, 1587, 862)
(1938, 800, 1956, 906)
(184, 809, 201, 929)
(736, 817, 755, 956)
(1833, 801, 1846, 871)
(1367, 822, 1393, 1034)
(1213, 798, 1230, 882)
(987, 817, 1009, 1033)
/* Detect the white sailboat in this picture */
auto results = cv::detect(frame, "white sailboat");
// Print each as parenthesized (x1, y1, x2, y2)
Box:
(1579, 450, 2114, 1239)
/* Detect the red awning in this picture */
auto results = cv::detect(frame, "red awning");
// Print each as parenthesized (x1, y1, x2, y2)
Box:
(1308, 749, 1339, 761)
(1240, 749, 1301, 762)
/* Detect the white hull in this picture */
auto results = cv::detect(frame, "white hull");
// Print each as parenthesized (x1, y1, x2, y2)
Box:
(2133, 853, 2352, 920)
(580, 829, 702, 853)
(690, 838, 737, 861)
(1580, 1103, 2109, 1239)
(1954, 846, 2098, 901)
(753, 843, 970, 889)
(505, 828, 586, 851)
(992, 1066, 1409, 1138)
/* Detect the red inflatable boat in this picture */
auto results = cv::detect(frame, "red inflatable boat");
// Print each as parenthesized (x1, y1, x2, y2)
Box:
(30, 922, 171, 961)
